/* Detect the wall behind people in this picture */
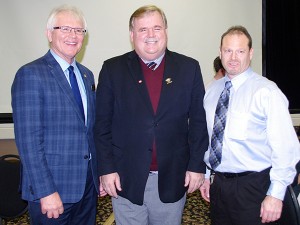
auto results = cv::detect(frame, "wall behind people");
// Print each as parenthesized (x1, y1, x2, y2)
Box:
(0, 0, 262, 138)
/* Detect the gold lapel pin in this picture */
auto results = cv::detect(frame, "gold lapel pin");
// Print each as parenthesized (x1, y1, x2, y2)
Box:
(165, 78, 172, 84)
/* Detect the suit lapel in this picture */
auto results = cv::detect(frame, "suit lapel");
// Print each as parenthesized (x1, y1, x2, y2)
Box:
(77, 64, 95, 128)
(127, 51, 154, 114)
(44, 52, 85, 123)
(156, 50, 179, 117)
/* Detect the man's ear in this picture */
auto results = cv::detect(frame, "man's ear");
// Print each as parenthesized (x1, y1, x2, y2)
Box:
(46, 29, 52, 43)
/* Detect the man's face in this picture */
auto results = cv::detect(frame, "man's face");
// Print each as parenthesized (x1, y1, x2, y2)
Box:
(130, 11, 168, 61)
(47, 12, 85, 64)
(220, 33, 253, 79)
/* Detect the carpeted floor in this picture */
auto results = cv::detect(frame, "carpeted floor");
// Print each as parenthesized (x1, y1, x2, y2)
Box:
(3, 191, 211, 225)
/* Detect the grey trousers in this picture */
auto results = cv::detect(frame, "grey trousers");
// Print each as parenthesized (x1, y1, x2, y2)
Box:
(112, 173, 186, 225)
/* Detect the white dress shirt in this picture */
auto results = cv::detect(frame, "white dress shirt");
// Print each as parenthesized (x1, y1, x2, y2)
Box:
(204, 67, 300, 200)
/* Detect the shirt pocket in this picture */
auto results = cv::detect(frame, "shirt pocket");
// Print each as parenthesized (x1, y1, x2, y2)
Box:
(226, 111, 248, 140)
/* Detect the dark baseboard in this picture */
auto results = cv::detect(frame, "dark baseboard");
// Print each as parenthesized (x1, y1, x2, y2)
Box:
(0, 113, 13, 123)
(290, 109, 300, 114)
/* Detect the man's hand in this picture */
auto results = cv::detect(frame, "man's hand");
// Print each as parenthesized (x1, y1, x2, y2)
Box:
(260, 195, 283, 223)
(199, 178, 210, 202)
(99, 176, 108, 197)
(184, 171, 204, 193)
(101, 172, 122, 198)
(40, 192, 64, 218)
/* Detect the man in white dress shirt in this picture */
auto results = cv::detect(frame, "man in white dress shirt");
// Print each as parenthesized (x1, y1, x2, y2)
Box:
(200, 25, 300, 225)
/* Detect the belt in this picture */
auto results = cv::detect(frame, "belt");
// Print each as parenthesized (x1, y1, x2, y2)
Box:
(215, 171, 255, 178)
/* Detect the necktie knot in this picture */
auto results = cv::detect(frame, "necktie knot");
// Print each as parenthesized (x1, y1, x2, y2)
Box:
(147, 62, 157, 71)
(68, 65, 74, 73)
(225, 81, 232, 90)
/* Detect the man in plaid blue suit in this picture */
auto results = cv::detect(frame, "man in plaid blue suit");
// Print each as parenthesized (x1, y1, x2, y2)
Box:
(11, 5, 99, 225)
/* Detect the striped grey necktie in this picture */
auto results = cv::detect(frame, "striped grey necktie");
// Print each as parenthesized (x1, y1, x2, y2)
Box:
(209, 81, 232, 169)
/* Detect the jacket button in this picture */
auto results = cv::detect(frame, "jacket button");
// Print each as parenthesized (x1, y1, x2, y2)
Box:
(84, 155, 89, 159)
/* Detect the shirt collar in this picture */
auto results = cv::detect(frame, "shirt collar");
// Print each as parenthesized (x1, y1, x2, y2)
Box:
(226, 67, 253, 91)
(50, 49, 76, 72)
(140, 52, 165, 67)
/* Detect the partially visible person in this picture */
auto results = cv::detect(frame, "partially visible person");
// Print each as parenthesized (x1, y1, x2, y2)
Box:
(200, 25, 300, 225)
(11, 5, 99, 225)
(292, 161, 300, 199)
(205, 56, 225, 89)
(94, 5, 208, 225)
(213, 56, 226, 80)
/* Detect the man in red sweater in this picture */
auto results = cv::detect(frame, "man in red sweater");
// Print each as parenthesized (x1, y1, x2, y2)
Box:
(94, 5, 208, 225)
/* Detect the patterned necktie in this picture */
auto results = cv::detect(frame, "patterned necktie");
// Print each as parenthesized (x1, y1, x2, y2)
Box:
(147, 62, 157, 71)
(209, 81, 232, 169)
(68, 66, 85, 121)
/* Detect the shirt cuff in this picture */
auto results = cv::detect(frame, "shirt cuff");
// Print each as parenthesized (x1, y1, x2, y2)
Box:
(205, 167, 211, 179)
(267, 181, 287, 201)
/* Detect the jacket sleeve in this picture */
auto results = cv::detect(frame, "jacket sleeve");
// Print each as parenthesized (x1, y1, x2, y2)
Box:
(12, 66, 57, 200)
(94, 62, 116, 176)
(187, 61, 209, 173)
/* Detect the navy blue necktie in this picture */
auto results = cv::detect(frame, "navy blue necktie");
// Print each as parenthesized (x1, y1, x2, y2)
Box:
(68, 66, 84, 121)
(209, 81, 232, 169)
(147, 62, 157, 71)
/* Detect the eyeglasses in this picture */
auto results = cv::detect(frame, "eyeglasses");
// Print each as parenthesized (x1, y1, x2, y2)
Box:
(52, 26, 86, 35)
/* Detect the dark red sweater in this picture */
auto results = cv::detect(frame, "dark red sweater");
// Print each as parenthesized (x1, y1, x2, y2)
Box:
(140, 57, 165, 171)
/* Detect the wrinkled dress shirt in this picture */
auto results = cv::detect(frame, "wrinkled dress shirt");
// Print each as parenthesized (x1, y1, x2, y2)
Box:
(204, 67, 300, 200)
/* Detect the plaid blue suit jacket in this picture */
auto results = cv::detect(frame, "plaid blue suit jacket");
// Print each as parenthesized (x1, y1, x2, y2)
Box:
(11, 51, 98, 203)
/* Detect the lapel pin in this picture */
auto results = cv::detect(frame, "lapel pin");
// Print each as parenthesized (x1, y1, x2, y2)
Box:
(84, 74, 87, 78)
(138, 80, 143, 84)
(165, 78, 172, 84)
